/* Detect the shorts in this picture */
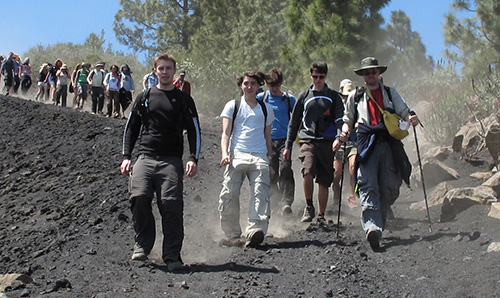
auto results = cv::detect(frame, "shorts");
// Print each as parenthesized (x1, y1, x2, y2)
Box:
(38, 82, 48, 87)
(298, 140, 334, 187)
(334, 142, 358, 161)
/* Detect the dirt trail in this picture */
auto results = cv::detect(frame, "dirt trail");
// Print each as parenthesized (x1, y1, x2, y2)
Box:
(1, 95, 499, 297)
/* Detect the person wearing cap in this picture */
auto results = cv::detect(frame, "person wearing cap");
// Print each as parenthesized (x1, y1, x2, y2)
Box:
(332, 79, 358, 210)
(19, 58, 32, 95)
(283, 62, 344, 224)
(87, 62, 106, 114)
(173, 69, 191, 96)
(75, 63, 91, 108)
(55, 64, 70, 107)
(340, 57, 419, 250)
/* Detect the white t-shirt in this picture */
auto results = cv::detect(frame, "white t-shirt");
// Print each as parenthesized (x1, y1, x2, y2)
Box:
(220, 97, 275, 154)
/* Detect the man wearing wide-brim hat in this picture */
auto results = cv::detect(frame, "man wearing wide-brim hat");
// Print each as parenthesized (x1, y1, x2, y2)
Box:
(339, 57, 420, 250)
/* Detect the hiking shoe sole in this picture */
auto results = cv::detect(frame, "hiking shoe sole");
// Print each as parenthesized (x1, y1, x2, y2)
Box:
(367, 229, 380, 250)
(245, 229, 264, 248)
(281, 205, 292, 215)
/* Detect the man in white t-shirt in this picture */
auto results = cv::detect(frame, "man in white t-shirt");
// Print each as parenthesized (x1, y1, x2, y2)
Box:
(219, 70, 275, 248)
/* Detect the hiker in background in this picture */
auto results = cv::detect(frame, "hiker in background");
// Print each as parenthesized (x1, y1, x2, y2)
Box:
(35, 63, 50, 101)
(104, 64, 121, 118)
(341, 57, 419, 250)
(76, 63, 90, 109)
(2, 52, 15, 95)
(173, 69, 191, 95)
(121, 53, 201, 271)
(283, 62, 344, 224)
(119, 64, 134, 118)
(12, 55, 21, 94)
(46, 59, 63, 102)
(332, 79, 358, 209)
(19, 58, 32, 95)
(142, 68, 158, 90)
(70, 63, 83, 108)
(256, 68, 296, 216)
(55, 64, 70, 107)
(218, 70, 275, 248)
(87, 62, 106, 114)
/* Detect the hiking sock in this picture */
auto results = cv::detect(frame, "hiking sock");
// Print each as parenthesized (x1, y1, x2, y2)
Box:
(306, 199, 313, 207)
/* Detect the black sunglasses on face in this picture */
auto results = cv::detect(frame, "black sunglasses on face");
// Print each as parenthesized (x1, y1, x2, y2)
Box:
(311, 75, 325, 79)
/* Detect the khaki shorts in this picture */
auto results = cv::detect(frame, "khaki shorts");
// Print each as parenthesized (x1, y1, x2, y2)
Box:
(335, 142, 358, 161)
(299, 140, 334, 187)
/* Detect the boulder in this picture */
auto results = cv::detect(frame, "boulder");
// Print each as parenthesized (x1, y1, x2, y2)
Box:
(423, 146, 451, 162)
(0, 274, 33, 292)
(439, 186, 497, 222)
(412, 159, 459, 189)
(470, 171, 494, 180)
(482, 170, 500, 197)
(410, 182, 454, 210)
(452, 122, 480, 153)
(488, 202, 500, 219)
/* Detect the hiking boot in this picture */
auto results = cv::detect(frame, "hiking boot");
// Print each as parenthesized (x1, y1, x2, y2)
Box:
(245, 229, 265, 248)
(316, 214, 327, 225)
(219, 237, 245, 247)
(281, 204, 292, 215)
(366, 229, 380, 250)
(301, 206, 315, 222)
(166, 260, 184, 271)
(131, 243, 149, 261)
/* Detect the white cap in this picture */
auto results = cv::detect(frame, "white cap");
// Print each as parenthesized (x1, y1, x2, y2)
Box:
(339, 79, 353, 90)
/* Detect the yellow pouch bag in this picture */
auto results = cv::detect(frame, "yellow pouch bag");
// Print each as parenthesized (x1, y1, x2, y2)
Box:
(366, 87, 409, 140)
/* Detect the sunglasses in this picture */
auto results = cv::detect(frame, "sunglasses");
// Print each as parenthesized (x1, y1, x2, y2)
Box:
(363, 70, 379, 76)
(311, 75, 326, 79)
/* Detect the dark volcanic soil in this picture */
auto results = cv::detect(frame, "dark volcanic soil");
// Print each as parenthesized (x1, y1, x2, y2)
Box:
(1, 94, 499, 298)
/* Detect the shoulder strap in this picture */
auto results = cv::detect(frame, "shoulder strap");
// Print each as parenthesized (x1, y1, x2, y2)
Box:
(231, 98, 241, 134)
(283, 92, 292, 115)
(384, 85, 393, 102)
(231, 98, 267, 133)
(256, 99, 268, 132)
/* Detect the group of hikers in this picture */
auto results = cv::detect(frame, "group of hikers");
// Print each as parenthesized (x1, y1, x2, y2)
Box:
(119, 53, 420, 271)
(1, 52, 191, 120)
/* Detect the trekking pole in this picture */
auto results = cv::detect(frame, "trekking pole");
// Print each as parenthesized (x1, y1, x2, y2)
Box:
(411, 113, 432, 233)
(337, 142, 347, 238)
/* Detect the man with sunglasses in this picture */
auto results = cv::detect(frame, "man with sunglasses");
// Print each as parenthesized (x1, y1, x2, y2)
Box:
(283, 62, 344, 224)
(340, 57, 419, 250)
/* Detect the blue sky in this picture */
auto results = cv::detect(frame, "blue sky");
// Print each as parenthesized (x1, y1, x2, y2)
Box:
(2, 0, 456, 64)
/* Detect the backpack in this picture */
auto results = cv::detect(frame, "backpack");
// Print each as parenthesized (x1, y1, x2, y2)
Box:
(231, 97, 268, 133)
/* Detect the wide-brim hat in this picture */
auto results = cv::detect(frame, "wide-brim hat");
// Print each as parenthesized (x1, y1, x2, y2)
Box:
(354, 57, 387, 76)
(95, 62, 105, 67)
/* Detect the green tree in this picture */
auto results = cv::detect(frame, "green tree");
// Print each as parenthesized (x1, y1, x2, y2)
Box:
(284, 0, 390, 86)
(113, 0, 201, 56)
(382, 10, 434, 88)
(443, 0, 500, 78)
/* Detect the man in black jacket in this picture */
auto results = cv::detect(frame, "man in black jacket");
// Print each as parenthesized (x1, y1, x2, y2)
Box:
(283, 62, 344, 224)
(120, 53, 201, 271)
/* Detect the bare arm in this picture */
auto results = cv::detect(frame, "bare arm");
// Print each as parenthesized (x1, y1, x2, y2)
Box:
(220, 117, 232, 166)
